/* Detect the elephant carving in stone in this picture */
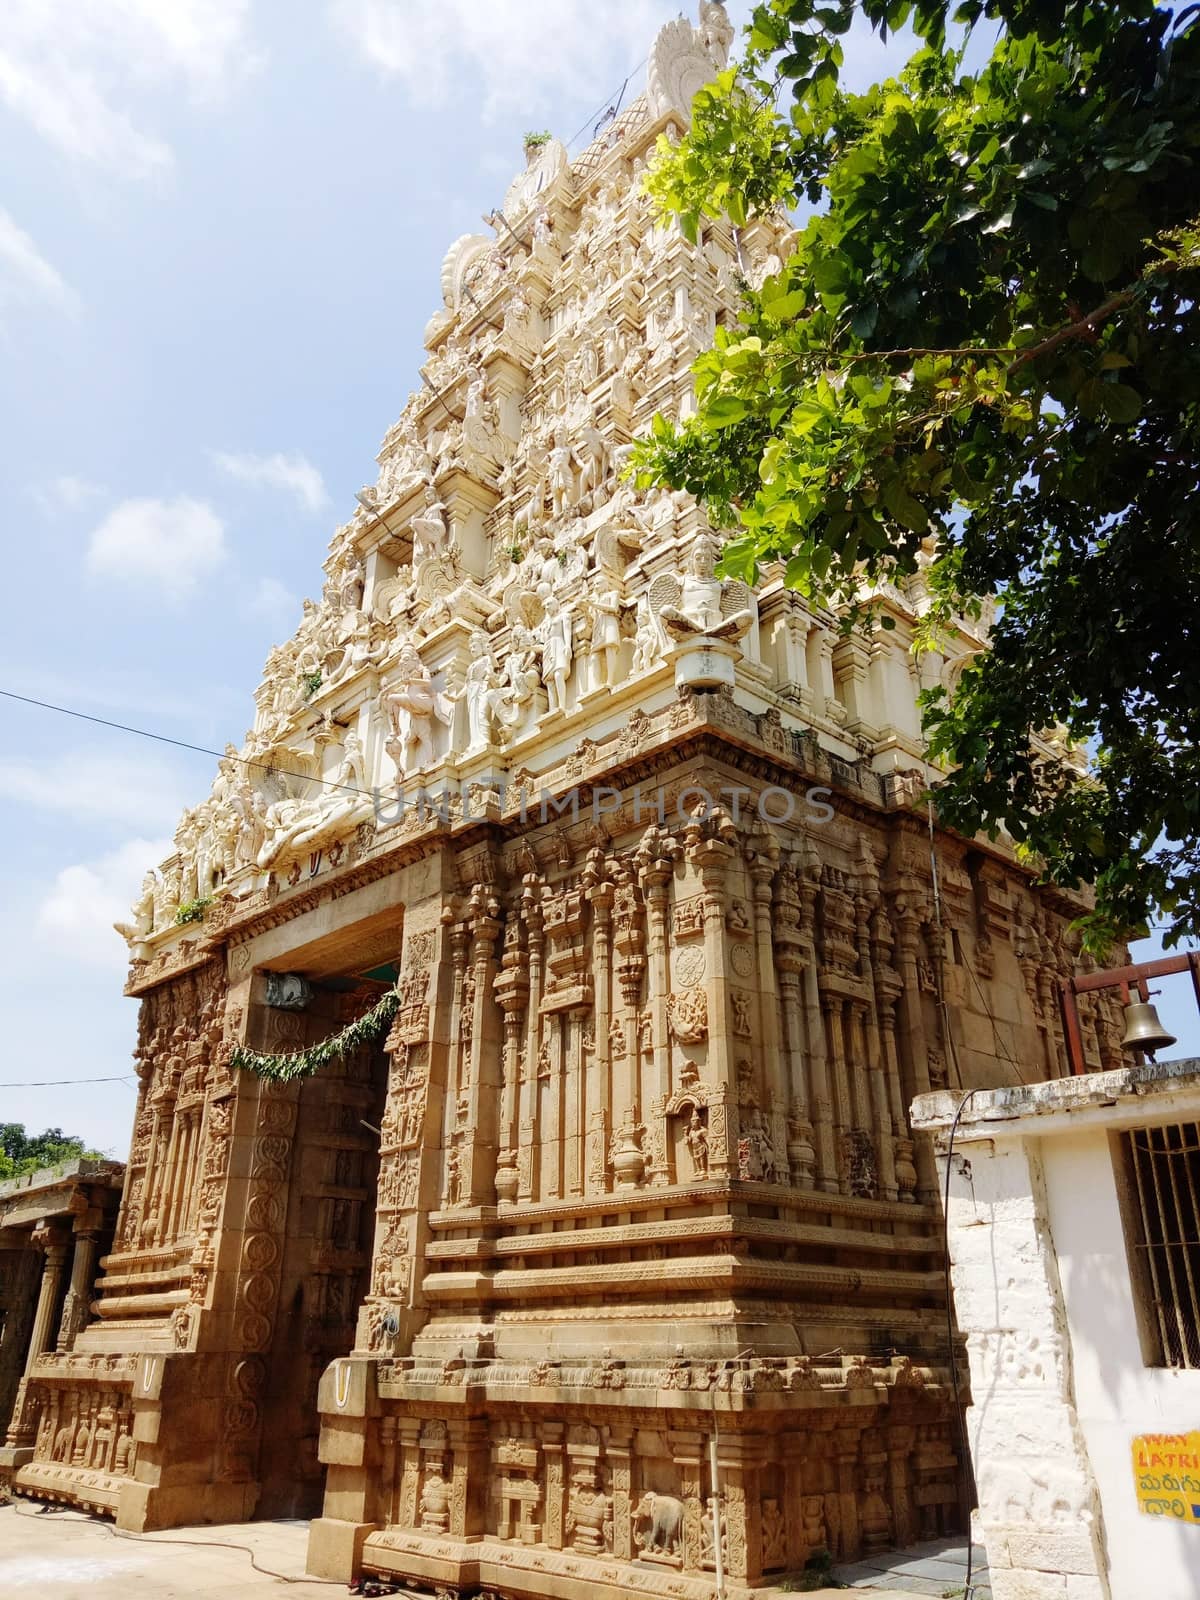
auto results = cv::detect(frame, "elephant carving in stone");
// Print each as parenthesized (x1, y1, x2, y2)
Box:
(634, 1490, 685, 1556)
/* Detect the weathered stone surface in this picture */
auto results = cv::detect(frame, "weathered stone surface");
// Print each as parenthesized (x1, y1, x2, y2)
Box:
(0, 7, 1113, 1595)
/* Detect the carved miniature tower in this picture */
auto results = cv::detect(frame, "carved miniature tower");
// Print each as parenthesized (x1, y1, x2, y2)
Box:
(0, 5, 1124, 1591)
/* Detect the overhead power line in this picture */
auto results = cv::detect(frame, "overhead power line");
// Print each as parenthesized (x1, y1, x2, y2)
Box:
(0, 688, 379, 803)
(2, 1075, 137, 1087)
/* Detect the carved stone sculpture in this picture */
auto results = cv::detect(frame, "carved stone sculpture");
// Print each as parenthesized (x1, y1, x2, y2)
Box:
(655, 532, 755, 643)
(538, 593, 573, 715)
(382, 645, 451, 776)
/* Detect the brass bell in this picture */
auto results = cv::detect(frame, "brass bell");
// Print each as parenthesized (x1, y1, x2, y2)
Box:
(1120, 995, 1177, 1057)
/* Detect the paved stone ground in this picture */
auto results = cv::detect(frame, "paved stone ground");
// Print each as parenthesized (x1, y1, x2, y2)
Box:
(0, 1501, 984, 1600)
(0, 1503, 340, 1599)
(833, 1536, 991, 1597)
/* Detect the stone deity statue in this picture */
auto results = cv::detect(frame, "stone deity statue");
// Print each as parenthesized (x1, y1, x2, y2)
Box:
(538, 593, 574, 714)
(587, 582, 622, 690)
(411, 486, 450, 563)
(657, 532, 755, 642)
(459, 632, 506, 752)
(382, 644, 451, 775)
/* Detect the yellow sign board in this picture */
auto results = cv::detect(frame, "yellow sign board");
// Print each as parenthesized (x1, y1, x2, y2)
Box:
(1133, 1433, 1200, 1523)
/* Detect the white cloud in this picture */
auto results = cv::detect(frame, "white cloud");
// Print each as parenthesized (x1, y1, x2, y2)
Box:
(331, 0, 670, 120)
(0, 749, 194, 833)
(212, 449, 330, 514)
(37, 835, 172, 969)
(0, 206, 80, 318)
(86, 495, 226, 597)
(0, 0, 255, 178)
(31, 474, 106, 515)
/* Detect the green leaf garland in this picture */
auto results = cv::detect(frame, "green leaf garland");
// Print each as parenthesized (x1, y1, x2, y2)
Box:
(231, 987, 399, 1083)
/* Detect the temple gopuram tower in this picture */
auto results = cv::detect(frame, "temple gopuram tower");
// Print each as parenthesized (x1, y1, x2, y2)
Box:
(0, 6, 1125, 1593)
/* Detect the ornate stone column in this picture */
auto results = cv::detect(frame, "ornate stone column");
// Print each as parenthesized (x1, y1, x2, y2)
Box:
(693, 829, 736, 1127)
(822, 995, 851, 1192)
(462, 889, 502, 1205)
(780, 611, 813, 707)
(671, 1429, 705, 1573)
(798, 854, 837, 1192)
(585, 873, 614, 1197)
(639, 851, 673, 1154)
(397, 1418, 422, 1528)
(748, 832, 787, 1164)
(518, 882, 544, 1202)
(3, 1224, 69, 1451)
(542, 1423, 567, 1550)
(890, 893, 939, 1202)
(494, 908, 529, 1205)
(607, 1427, 634, 1560)
(442, 918, 471, 1195)
(56, 1224, 101, 1353)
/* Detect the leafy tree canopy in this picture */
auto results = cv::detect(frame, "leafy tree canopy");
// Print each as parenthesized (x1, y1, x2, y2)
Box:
(0, 1123, 102, 1182)
(635, 0, 1200, 952)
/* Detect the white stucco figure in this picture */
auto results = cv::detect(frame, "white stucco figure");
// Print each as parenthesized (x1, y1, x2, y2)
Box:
(382, 644, 452, 775)
(587, 582, 622, 690)
(459, 632, 506, 753)
(547, 427, 582, 520)
(538, 593, 573, 715)
(656, 533, 755, 642)
(411, 486, 450, 563)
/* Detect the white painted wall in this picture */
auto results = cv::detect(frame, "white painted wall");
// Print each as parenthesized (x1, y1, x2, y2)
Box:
(913, 1065, 1200, 1600)
(1042, 1127, 1200, 1600)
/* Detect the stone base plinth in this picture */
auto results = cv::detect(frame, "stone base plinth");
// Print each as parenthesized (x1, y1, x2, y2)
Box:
(670, 636, 740, 690)
(307, 1516, 378, 1580)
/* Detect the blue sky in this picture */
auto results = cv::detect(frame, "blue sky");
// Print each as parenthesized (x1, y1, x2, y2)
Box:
(0, 2, 1194, 1159)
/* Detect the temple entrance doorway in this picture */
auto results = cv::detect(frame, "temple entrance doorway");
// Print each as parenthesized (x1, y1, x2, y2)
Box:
(253, 964, 394, 1520)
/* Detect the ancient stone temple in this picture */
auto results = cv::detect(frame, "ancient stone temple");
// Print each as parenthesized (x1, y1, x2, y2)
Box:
(0, 5, 1126, 1592)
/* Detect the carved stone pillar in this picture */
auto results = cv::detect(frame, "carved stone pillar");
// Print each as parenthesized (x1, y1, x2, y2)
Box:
(4, 1224, 68, 1449)
(807, 626, 843, 722)
(640, 856, 673, 1165)
(397, 1418, 422, 1528)
(748, 835, 786, 1152)
(494, 909, 529, 1206)
(542, 1424, 566, 1550)
(869, 904, 914, 1201)
(776, 953, 815, 1186)
(780, 611, 813, 705)
(442, 919, 471, 1195)
(714, 1447, 756, 1581)
(379, 1416, 398, 1526)
(832, 634, 879, 739)
(695, 833, 736, 1102)
(56, 1226, 101, 1353)
(822, 995, 851, 1193)
(885, 1422, 917, 1551)
(834, 1426, 862, 1557)
(585, 877, 613, 1197)
(463, 894, 502, 1205)
(519, 884, 544, 1202)
(781, 1434, 810, 1570)
(799, 946, 837, 1191)
(845, 998, 872, 1138)
(448, 1417, 489, 1537)
(608, 1427, 633, 1560)
(671, 1429, 705, 1573)
(890, 895, 939, 1202)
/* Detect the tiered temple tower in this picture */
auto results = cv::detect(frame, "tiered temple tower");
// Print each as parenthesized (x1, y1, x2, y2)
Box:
(0, 7, 1125, 1593)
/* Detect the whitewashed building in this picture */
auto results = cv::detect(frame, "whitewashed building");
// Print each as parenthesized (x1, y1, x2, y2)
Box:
(914, 1060, 1200, 1600)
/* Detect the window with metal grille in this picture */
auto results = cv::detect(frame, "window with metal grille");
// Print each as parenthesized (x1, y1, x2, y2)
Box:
(1115, 1123, 1200, 1370)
